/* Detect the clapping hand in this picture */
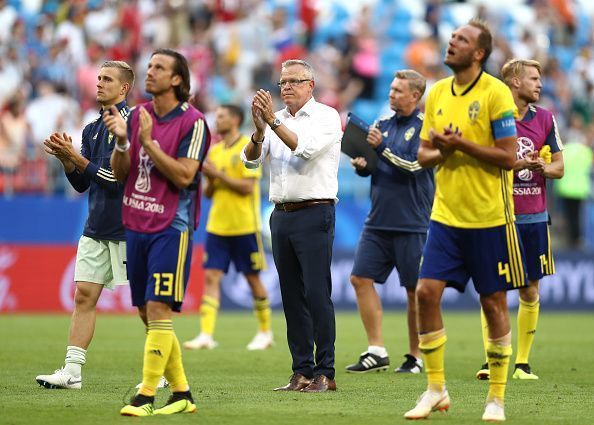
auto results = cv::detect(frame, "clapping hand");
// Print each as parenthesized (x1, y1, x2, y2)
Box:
(138, 106, 153, 147)
(430, 123, 461, 158)
(251, 101, 267, 133)
(102, 106, 127, 141)
(521, 151, 545, 173)
(44, 132, 75, 161)
(201, 161, 219, 179)
(252, 89, 275, 130)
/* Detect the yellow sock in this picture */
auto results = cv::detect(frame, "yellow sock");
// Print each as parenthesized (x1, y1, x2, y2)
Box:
(419, 329, 447, 392)
(487, 332, 512, 402)
(516, 297, 539, 364)
(139, 320, 174, 397)
(200, 295, 219, 335)
(164, 333, 189, 393)
(253, 298, 271, 332)
(480, 308, 489, 364)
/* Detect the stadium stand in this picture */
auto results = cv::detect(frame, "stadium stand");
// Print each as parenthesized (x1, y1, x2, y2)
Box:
(1, 0, 593, 248)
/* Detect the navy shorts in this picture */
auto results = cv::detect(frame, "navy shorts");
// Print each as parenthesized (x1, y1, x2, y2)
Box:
(203, 232, 265, 274)
(126, 227, 193, 312)
(419, 220, 527, 295)
(351, 228, 425, 288)
(517, 222, 554, 281)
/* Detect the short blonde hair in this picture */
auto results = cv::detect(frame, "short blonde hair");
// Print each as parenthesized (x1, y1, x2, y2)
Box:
(102, 60, 135, 92)
(501, 58, 542, 86)
(395, 69, 426, 97)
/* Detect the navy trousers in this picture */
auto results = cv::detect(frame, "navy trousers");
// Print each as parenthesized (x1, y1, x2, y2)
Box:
(270, 203, 336, 379)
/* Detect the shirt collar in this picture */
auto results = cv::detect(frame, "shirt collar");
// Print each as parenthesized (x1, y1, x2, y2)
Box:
(282, 97, 316, 118)
(99, 100, 127, 116)
(153, 101, 185, 122)
(395, 107, 420, 124)
(521, 105, 537, 122)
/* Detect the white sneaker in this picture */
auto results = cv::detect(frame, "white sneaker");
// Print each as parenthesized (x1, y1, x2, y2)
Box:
(182, 333, 218, 350)
(246, 331, 274, 351)
(36, 367, 82, 389)
(404, 389, 450, 419)
(135, 376, 169, 390)
(482, 398, 505, 422)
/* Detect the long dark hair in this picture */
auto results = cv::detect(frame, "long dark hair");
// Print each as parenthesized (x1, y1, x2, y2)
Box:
(151, 48, 191, 102)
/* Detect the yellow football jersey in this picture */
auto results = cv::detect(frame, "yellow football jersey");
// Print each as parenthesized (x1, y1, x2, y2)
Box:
(206, 135, 262, 235)
(421, 72, 517, 228)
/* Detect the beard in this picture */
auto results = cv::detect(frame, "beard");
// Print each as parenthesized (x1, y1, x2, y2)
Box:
(520, 90, 539, 104)
(444, 54, 474, 73)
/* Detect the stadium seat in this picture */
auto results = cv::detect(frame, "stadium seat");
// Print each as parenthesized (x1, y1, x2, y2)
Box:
(351, 99, 382, 125)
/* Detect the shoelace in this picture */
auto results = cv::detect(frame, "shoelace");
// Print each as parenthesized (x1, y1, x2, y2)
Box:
(311, 375, 327, 385)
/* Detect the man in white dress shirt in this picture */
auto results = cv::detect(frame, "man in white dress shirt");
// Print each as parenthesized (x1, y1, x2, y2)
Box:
(242, 59, 342, 392)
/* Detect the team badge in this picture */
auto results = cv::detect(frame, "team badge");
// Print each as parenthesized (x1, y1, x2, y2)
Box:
(404, 127, 415, 141)
(468, 101, 480, 123)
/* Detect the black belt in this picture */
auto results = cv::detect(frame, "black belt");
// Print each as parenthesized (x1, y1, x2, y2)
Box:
(274, 199, 335, 212)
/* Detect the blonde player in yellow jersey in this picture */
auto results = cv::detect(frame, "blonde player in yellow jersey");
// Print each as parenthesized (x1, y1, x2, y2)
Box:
(184, 104, 273, 351)
(404, 19, 527, 422)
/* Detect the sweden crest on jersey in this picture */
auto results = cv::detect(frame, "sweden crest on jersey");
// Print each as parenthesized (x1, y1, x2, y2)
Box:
(468, 101, 480, 123)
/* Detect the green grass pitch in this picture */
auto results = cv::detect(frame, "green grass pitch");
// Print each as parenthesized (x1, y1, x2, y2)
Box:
(1, 311, 592, 425)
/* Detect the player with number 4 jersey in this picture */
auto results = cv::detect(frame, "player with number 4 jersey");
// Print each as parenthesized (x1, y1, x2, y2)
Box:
(404, 19, 527, 423)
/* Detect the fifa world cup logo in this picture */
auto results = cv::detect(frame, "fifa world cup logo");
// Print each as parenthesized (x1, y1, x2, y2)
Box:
(516, 137, 534, 182)
(134, 142, 159, 193)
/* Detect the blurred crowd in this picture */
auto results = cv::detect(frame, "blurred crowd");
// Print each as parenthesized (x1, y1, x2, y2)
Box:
(0, 0, 593, 246)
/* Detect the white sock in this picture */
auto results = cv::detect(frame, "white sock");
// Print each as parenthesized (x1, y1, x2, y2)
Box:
(367, 345, 388, 358)
(64, 346, 86, 377)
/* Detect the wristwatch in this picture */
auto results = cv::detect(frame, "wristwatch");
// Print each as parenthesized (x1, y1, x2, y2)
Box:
(270, 117, 281, 130)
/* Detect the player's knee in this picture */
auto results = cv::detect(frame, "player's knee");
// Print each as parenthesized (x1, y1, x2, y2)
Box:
(350, 275, 369, 291)
(245, 274, 263, 289)
(415, 282, 437, 307)
(204, 270, 222, 289)
(73, 285, 99, 309)
(519, 283, 539, 303)
(480, 293, 506, 318)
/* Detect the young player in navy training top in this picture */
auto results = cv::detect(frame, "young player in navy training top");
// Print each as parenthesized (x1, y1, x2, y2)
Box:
(36, 61, 134, 390)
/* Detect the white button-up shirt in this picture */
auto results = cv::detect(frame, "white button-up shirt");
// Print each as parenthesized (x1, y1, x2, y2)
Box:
(241, 97, 343, 203)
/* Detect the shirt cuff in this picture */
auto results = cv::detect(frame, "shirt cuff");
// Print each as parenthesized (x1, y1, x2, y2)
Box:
(82, 162, 99, 178)
(291, 138, 306, 157)
(374, 140, 387, 155)
(240, 149, 262, 169)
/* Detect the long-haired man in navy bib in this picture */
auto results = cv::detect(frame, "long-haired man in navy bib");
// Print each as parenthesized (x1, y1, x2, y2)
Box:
(104, 48, 210, 417)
